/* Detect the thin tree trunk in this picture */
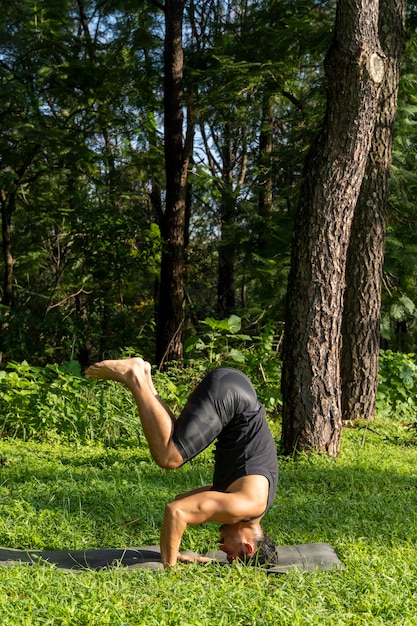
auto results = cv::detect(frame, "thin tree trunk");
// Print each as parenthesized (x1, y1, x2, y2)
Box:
(217, 123, 236, 318)
(156, 0, 193, 367)
(0, 142, 39, 309)
(341, 0, 406, 422)
(1, 190, 15, 308)
(258, 97, 274, 228)
(281, 0, 385, 456)
(76, 0, 95, 60)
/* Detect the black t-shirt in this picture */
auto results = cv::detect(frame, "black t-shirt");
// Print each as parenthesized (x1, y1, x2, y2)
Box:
(212, 403, 278, 515)
(172, 367, 278, 515)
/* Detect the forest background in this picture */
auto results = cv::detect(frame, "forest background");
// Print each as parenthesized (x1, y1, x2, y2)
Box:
(1, 0, 417, 454)
(2, 5, 417, 623)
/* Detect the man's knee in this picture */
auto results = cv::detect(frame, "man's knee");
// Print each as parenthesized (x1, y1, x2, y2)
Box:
(156, 459, 182, 470)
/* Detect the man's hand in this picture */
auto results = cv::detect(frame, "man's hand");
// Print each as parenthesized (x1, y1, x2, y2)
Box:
(176, 553, 212, 565)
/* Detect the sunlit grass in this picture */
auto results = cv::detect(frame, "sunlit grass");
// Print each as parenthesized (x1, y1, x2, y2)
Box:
(0, 419, 417, 624)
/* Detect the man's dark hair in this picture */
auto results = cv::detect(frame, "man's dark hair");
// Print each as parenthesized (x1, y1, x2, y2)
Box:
(254, 532, 279, 565)
(238, 530, 279, 566)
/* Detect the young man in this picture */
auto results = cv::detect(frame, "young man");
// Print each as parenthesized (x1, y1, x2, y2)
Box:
(86, 358, 278, 567)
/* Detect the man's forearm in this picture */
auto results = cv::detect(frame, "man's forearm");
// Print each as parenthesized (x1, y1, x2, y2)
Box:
(159, 487, 249, 567)
(160, 502, 188, 567)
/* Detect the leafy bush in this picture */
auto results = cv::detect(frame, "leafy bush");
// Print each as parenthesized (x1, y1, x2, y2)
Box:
(0, 318, 283, 443)
(4, 344, 417, 446)
(377, 350, 417, 422)
(0, 361, 140, 444)
(184, 315, 251, 365)
(184, 316, 282, 413)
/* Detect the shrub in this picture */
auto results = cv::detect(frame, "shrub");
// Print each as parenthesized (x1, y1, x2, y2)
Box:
(377, 350, 417, 422)
(0, 361, 139, 444)
(183, 316, 282, 414)
(4, 346, 416, 445)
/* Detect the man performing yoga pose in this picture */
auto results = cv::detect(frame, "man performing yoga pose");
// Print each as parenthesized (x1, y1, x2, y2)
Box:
(85, 358, 278, 568)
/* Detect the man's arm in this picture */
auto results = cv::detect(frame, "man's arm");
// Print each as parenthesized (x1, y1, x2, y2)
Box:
(160, 481, 266, 567)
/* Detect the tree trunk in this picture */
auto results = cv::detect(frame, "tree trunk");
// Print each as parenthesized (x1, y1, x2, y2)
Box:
(341, 0, 406, 422)
(1, 190, 15, 308)
(281, 0, 385, 456)
(252, 96, 274, 258)
(258, 97, 274, 229)
(156, 0, 193, 367)
(217, 123, 236, 318)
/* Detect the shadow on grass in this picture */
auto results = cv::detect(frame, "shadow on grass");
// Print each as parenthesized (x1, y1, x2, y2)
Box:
(267, 444, 417, 554)
(0, 433, 416, 556)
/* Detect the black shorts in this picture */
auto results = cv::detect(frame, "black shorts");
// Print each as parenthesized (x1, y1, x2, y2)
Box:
(172, 367, 261, 463)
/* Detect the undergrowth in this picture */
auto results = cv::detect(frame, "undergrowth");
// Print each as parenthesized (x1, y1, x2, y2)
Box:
(2, 346, 417, 446)
(0, 424, 416, 624)
(0, 343, 417, 623)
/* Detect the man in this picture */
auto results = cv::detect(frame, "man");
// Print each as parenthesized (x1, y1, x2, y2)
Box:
(86, 358, 278, 568)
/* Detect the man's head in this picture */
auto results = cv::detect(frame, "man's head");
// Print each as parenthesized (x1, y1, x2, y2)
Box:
(219, 522, 278, 565)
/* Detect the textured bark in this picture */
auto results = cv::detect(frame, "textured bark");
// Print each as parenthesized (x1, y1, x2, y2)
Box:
(0, 190, 14, 308)
(281, 0, 385, 456)
(258, 98, 274, 225)
(217, 123, 236, 318)
(341, 0, 406, 422)
(156, 0, 193, 367)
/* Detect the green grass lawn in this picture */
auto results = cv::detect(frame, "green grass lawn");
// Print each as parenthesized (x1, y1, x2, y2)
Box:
(0, 422, 416, 625)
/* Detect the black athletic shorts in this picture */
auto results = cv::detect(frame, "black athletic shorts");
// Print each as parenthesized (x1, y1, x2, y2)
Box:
(172, 367, 278, 511)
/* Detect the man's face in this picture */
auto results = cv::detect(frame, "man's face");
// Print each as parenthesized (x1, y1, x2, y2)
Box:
(219, 524, 249, 563)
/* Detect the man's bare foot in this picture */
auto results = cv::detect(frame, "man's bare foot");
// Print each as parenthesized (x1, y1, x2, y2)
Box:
(85, 357, 149, 387)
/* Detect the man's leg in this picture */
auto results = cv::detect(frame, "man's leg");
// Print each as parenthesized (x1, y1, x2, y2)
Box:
(171, 367, 258, 463)
(85, 358, 184, 469)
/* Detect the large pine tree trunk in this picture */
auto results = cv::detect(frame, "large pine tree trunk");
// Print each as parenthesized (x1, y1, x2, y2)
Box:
(341, 0, 406, 422)
(281, 0, 385, 456)
(156, 0, 192, 367)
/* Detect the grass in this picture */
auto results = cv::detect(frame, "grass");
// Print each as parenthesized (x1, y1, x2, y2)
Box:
(0, 420, 417, 624)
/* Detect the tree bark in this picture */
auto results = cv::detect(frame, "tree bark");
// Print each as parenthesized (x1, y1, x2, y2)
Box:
(0, 190, 14, 308)
(217, 123, 236, 318)
(258, 97, 274, 228)
(281, 0, 385, 456)
(156, 0, 193, 367)
(341, 0, 406, 422)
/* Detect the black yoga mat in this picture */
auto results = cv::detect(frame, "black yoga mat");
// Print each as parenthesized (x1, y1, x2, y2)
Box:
(0, 542, 344, 574)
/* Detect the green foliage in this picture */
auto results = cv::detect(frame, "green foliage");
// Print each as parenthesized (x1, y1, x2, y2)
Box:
(0, 0, 163, 364)
(381, 28, 417, 353)
(0, 315, 284, 444)
(3, 346, 417, 446)
(377, 350, 417, 434)
(184, 316, 282, 412)
(0, 361, 140, 444)
(184, 315, 251, 364)
(0, 0, 415, 368)
(380, 293, 417, 352)
(243, 324, 283, 412)
(0, 0, 336, 365)
(1, 426, 417, 623)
